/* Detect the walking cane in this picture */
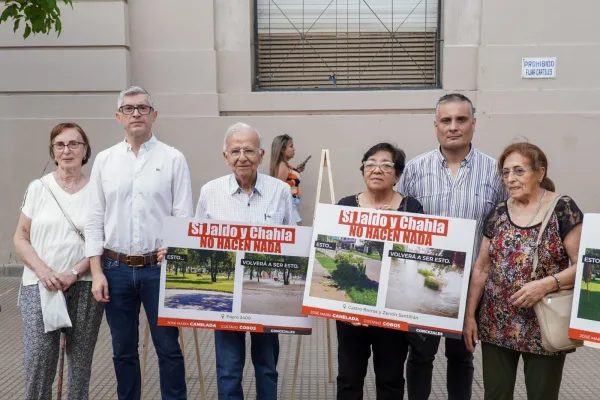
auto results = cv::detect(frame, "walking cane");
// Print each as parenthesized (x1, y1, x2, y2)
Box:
(56, 328, 67, 400)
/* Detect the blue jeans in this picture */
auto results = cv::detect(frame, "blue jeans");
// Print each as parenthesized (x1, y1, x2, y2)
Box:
(214, 330, 279, 400)
(103, 256, 187, 400)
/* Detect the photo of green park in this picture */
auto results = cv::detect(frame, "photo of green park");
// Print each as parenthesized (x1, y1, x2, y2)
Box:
(577, 248, 600, 321)
(385, 244, 466, 318)
(240, 253, 308, 317)
(309, 234, 382, 306)
(163, 247, 236, 312)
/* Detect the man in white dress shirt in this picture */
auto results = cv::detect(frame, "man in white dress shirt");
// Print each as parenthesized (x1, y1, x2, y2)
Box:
(195, 122, 294, 400)
(86, 86, 193, 400)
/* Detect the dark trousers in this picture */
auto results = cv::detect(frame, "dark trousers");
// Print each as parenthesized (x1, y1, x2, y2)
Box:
(481, 342, 566, 400)
(336, 321, 409, 400)
(406, 334, 474, 400)
(103, 257, 187, 400)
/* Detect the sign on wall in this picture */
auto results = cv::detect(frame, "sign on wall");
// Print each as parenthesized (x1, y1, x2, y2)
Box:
(522, 57, 557, 79)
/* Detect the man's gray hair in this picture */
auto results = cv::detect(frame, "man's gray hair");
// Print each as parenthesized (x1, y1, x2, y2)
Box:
(223, 122, 263, 151)
(435, 93, 475, 118)
(117, 86, 154, 109)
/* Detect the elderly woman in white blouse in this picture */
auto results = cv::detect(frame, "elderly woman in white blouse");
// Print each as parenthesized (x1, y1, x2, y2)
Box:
(14, 122, 104, 400)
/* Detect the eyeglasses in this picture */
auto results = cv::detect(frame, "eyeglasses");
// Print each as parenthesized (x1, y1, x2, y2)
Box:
(501, 167, 530, 179)
(52, 141, 85, 151)
(363, 161, 395, 173)
(226, 148, 260, 158)
(118, 105, 154, 115)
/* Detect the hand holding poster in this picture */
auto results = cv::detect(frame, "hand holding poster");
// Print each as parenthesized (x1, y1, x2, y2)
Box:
(158, 217, 313, 334)
(302, 204, 476, 338)
(570, 214, 600, 343)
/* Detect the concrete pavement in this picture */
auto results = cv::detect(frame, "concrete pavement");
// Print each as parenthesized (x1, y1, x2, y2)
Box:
(1, 275, 599, 399)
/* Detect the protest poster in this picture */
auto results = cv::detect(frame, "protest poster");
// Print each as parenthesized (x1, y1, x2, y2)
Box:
(302, 203, 476, 338)
(158, 217, 313, 334)
(570, 214, 600, 343)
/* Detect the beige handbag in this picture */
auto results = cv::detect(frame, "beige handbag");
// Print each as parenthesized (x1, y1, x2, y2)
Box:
(532, 194, 583, 352)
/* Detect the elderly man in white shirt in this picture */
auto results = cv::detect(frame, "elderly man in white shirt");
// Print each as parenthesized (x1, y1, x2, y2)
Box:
(195, 122, 294, 400)
(85, 86, 193, 400)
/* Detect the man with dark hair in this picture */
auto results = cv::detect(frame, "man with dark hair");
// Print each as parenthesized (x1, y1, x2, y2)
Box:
(397, 93, 505, 400)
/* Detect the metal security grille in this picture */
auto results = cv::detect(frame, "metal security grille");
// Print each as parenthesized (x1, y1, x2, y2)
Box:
(254, 0, 440, 90)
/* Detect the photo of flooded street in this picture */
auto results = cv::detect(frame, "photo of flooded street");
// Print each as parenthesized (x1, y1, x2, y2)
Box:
(385, 245, 466, 318)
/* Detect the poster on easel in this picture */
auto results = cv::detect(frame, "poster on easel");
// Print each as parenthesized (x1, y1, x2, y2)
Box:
(301, 203, 477, 339)
(157, 216, 313, 334)
(569, 213, 600, 344)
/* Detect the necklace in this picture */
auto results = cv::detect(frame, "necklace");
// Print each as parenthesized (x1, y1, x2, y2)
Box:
(510, 189, 546, 227)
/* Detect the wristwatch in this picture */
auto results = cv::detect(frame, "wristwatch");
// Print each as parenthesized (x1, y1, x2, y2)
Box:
(71, 268, 79, 277)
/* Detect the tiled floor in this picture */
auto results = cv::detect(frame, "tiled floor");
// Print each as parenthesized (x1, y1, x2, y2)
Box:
(1, 276, 599, 399)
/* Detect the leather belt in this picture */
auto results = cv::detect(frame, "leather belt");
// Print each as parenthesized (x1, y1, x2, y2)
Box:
(103, 249, 158, 267)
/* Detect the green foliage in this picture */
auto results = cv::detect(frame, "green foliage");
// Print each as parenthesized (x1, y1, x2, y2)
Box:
(332, 253, 366, 281)
(392, 243, 407, 252)
(168, 247, 189, 277)
(317, 234, 337, 243)
(332, 253, 377, 306)
(346, 249, 381, 261)
(361, 240, 383, 260)
(585, 248, 600, 258)
(424, 276, 441, 291)
(165, 272, 234, 293)
(243, 252, 308, 284)
(345, 286, 378, 306)
(582, 248, 600, 295)
(316, 250, 378, 306)
(315, 251, 337, 272)
(418, 268, 435, 278)
(283, 255, 309, 284)
(578, 281, 600, 321)
(1, 1, 73, 38)
(181, 249, 236, 282)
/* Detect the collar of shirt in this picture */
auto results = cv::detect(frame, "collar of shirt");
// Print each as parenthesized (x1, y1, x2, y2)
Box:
(228, 172, 265, 196)
(121, 134, 158, 154)
(435, 144, 475, 168)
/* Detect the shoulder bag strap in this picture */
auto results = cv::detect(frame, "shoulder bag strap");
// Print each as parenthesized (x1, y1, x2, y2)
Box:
(38, 178, 85, 242)
(531, 194, 562, 280)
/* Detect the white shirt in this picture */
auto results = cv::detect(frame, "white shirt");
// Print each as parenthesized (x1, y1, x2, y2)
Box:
(195, 173, 295, 225)
(85, 135, 193, 257)
(21, 173, 91, 286)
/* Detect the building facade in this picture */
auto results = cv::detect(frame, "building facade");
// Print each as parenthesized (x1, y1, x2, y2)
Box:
(0, 0, 599, 262)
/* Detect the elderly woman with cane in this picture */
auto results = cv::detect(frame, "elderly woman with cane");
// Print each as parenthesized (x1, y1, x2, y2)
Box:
(14, 122, 105, 400)
(464, 142, 583, 400)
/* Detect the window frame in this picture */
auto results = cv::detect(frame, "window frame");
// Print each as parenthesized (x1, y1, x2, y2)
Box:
(252, 0, 443, 92)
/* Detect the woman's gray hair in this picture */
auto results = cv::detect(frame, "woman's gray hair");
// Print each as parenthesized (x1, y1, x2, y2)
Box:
(117, 86, 154, 109)
(223, 122, 263, 151)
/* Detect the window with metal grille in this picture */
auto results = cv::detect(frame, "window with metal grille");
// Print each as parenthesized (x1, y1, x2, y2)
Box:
(254, 0, 440, 90)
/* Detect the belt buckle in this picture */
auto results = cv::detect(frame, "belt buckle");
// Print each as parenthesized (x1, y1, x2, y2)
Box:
(126, 255, 145, 267)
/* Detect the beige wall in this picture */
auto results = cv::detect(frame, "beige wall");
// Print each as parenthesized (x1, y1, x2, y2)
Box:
(1, 0, 599, 262)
